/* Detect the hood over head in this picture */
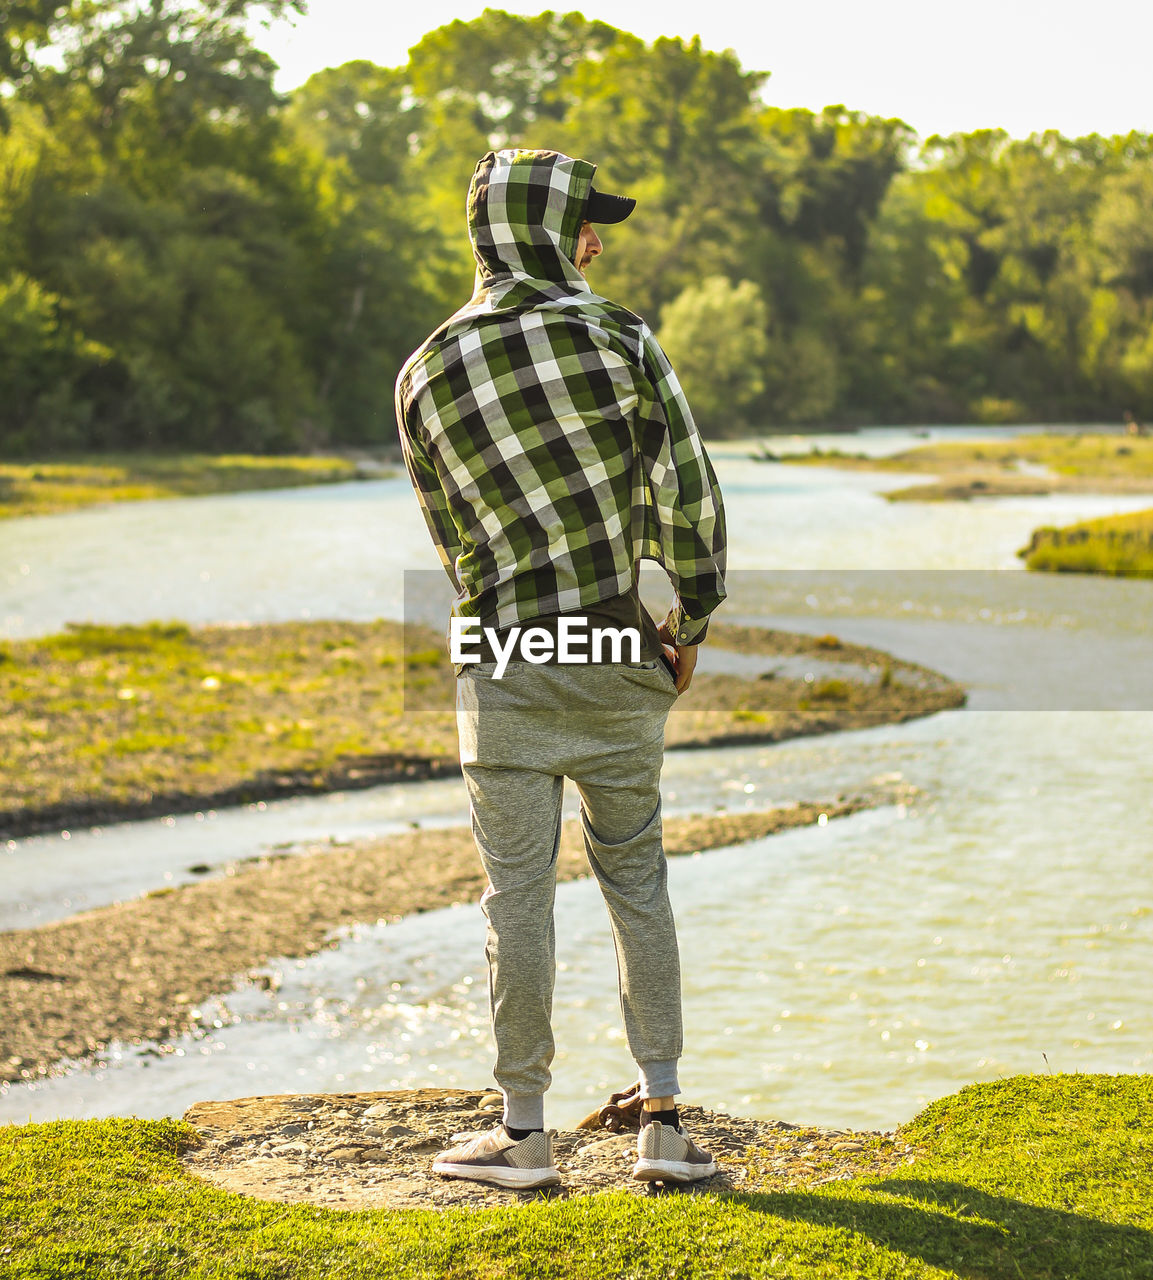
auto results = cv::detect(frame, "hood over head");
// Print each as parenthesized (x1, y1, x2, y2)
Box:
(468, 149, 595, 288)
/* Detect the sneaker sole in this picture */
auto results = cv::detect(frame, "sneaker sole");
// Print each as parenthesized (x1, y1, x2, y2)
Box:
(632, 1156, 718, 1183)
(432, 1159, 561, 1189)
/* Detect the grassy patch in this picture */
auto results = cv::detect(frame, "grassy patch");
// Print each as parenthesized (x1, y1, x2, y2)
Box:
(1019, 508, 1153, 577)
(1, 1074, 1150, 1278)
(0, 620, 964, 840)
(0, 453, 379, 519)
(0, 619, 459, 837)
(776, 434, 1153, 501)
(883, 435, 1153, 480)
(779, 434, 1153, 480)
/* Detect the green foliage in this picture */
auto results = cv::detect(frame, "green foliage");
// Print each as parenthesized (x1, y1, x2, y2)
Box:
(407, 9, 621, 145)
(756, 105, 915, 280)
(811, 678, 852, 701)
(0, 0, 68, 124)
(42, 621, 194, 659)
(0, 271, 105, 451)
(658, 277, 768, 432)
(1, 7, 1153, 448)
(1, 1075, 1152, 1278)
(555, 34, 767, 321)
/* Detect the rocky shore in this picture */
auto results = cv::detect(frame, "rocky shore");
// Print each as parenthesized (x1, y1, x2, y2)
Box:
(179, 1087, 918, 1212)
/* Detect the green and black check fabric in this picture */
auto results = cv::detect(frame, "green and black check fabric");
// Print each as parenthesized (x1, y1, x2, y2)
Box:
(395, 149, 726, 644)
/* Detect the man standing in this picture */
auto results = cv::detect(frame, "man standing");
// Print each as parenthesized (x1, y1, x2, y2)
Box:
(395, 149, 726, 1190)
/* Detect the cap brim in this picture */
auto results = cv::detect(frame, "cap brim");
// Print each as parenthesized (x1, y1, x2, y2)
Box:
(585, 186, 636, 224)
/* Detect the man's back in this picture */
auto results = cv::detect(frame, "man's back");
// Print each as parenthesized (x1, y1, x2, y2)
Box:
(395, 148, 725, 644)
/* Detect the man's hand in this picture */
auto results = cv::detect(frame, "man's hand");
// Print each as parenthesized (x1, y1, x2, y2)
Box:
(657, 621, 698, 694)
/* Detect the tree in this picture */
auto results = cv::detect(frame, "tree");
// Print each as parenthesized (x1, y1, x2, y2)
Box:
(0, 270, 106, 451)
(658, 276, 768, 434)
(0, 0, 70, 125)
(1094, 165, 1153, 412)
(285, 60, 462, 443)
(553, 34, 767, 321)
(286, 59, 413, 189)
(406, 8, 620, 146)
(4, 9, 1153, 451)
(0, 0, 333, 453)
(755, 106, 915, 281)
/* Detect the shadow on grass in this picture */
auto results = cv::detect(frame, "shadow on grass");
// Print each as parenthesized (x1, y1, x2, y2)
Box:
(732, 1178, 1153, 1280)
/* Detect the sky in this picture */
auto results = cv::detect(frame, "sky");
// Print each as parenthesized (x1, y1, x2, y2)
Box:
(250, 0, 1153, 140)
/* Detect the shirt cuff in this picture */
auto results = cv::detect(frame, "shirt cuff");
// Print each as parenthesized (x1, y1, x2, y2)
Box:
(663, 605, 711, 646)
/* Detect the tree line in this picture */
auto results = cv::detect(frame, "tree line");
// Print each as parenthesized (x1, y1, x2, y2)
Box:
(2, 2, 1151, 454)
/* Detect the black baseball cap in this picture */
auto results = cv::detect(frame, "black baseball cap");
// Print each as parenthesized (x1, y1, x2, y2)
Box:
(584, 185, 636, 224)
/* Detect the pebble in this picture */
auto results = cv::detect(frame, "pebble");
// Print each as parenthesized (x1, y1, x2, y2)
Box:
(325, 1147, 369, 1164)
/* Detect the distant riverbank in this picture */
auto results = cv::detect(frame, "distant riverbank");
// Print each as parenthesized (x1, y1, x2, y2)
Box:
(0, 453, 392, 519)
(759, 432, 1153, 576)
(763, 432, 1153, 501)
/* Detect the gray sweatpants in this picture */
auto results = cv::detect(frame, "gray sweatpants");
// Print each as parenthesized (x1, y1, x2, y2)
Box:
(455, 658, 683, 1131)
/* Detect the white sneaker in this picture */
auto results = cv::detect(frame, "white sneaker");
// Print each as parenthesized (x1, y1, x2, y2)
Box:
(632, 1121, 718, 1183)
(432, 1126, 561, 1190)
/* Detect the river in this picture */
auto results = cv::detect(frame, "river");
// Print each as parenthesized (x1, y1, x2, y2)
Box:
(1, 426, 1150, 1131)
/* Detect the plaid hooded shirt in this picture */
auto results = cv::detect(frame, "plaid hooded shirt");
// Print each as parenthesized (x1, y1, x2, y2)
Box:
(394, 149, 726, 647)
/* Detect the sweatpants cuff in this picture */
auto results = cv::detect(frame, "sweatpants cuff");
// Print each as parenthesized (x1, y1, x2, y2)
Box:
(638, 1059, 680, 1099)
(503, 1092, 546, 1130)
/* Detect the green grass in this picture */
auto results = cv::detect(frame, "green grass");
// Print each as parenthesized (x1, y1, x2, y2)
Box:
(1, 1075, 1150, 1278)
(0, 453, 378, 519)
(900, 435, 1153, 480)
(1019, 508, 1153, 577)
(779, 433, 1153, 482)
(0, 620, 459, 836)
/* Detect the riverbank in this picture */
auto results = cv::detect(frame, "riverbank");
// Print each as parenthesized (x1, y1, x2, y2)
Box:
(0, 453, 386, 519)
(1018, 507, 1153, 576)
(2, 1074, 1149, 1277)
(0, 620, 964, 840)
(767, 433, 1153, 501)
(0, 785, 913, 1087)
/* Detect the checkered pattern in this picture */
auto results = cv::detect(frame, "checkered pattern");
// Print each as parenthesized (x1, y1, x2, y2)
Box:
(395, 149, 727, 644)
